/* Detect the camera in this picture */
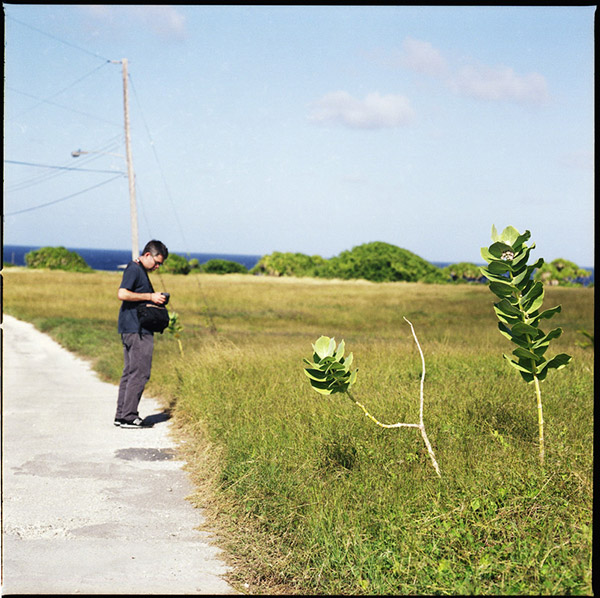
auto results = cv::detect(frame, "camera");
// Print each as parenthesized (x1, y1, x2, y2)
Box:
(161, 292, 170, 305)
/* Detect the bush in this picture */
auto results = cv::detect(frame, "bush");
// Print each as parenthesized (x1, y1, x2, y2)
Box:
(443, 262, 486, 283)
(252, 243, 446, 283)
(202, 259, 248, 274)
(161, 253, 191, 275)
(320, 242, 446, 283)
(25, 247, 93, 272)
(534, 258, 591, 287)
(251, 252, 327, 277)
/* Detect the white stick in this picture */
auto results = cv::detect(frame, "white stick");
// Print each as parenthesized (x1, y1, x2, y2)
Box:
(403, 317, 441, 477)
(346, 318, 441, 477)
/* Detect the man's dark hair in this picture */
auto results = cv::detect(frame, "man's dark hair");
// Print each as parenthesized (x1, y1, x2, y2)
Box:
(142, 240, 169, 260)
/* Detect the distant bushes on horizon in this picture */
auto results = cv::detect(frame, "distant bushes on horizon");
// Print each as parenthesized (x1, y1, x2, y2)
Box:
(24, 246, 93, 273)
(16, 244, 592, 286)
(251, 242, 446, 283)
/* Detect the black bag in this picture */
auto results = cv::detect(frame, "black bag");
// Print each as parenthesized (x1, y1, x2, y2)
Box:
(135, 260, 170, 334)
(136, 301, 170, 333)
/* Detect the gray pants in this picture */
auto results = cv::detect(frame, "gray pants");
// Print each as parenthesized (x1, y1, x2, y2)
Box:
(116, 333, 154, 422)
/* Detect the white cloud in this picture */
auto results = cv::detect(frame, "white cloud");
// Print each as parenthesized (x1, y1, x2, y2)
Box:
(392, 37, 549, 107)
(308, 91, 415, 129)
(398, 36, 448, 76)
(450, 63, 549, 105)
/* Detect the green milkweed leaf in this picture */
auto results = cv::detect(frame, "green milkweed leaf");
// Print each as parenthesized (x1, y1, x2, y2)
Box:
(491, 224, 500, 242)
(512, 347, 540, 363)
(313, 336, 336, 359)
(511, 230, 531, 251)
(308, 380, 334, 395)
(532, 327, 563, 349)
(541, 353, 572, 373)
(511, 244, 536, 269)
(489, 241, 515, 259)
(488, 260, 512, 275)
(489, 280, 515, 298)
(304, 368, 329, 381)
(519, 370, 536, 383)
(512, 322, 539, 338)
(495, 298, 522, 317)
(503, 354, 535, 374)
(499, 225, 522, 246)
(480, 247, 495, 263)
(529, 305, 561, 326)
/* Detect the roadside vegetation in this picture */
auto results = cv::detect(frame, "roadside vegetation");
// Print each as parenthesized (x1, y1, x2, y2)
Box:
(2, 268, 593, 595)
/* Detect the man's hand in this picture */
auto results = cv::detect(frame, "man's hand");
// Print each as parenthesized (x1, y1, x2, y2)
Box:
(151, 292, 167, 305)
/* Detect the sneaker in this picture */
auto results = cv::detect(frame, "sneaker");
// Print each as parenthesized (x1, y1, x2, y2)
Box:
(114, 418, 125, 427)
(120, 417, 154, 429)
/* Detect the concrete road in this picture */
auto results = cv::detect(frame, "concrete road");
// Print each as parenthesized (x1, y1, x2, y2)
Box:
(1, 315, 238, 595)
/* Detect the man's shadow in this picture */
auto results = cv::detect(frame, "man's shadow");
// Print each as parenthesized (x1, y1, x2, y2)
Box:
(143, 409, 172, 426)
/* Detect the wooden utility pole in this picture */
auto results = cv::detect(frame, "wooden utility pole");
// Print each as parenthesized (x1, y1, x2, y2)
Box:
(121, 58, 139, 261)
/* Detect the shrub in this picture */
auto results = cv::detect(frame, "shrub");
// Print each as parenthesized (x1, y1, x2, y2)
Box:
(202, 259, 248, 274)
(443, 262, 486, 283)
(252, 243, 446, 283)
(161, 253, 191, 275)
(534, 258, 591, 287)
(321, 242, 446, 283)
(188, 258, 201, 271)
(251, 252, 327, 277)
(25, 246, 93, 272)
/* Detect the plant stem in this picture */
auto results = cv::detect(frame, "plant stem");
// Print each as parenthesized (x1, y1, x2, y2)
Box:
(534, 375, 545, 465)
(345, 318, 441, 478)
(347, 392, 418, 429)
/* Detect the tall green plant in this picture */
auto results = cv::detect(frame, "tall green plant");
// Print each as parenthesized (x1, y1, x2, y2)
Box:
(480, 225, 572, 465)
(303, 319, 441, 477)
(167, 311, 184, 356)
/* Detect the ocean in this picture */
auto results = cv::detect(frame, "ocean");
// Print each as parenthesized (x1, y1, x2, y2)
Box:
(2, 245, 262, 272)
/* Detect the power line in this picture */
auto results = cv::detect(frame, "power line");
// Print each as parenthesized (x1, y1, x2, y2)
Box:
(6, 15, 112, 63)
(6, 86, 122, 127)
(4, 135, 125, 192)
(5, 160, 126, 175)
(8, 62, 114, 122)
(128, 73, 217, 333)
(128, 74, 190, 254)
(4, 174, 124, 217)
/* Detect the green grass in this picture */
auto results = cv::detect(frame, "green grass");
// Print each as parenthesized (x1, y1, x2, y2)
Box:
(3, 268, 593, 595)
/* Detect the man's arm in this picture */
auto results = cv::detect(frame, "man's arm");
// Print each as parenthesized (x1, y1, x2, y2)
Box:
(117, 288, 166, 304)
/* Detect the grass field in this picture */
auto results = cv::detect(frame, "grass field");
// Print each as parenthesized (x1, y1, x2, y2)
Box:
(3, 268, 594, 595)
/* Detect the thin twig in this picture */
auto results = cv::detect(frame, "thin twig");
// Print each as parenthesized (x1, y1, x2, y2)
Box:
(403, 317, 441, 477)
(348, 393, 419, 428)
(345, 318, 441, 477)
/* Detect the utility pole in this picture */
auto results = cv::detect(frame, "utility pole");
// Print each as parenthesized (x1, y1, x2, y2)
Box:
(120, 58, 139, 261)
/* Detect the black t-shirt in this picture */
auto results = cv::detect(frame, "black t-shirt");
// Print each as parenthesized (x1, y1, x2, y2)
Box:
(118, 260, 155, 334)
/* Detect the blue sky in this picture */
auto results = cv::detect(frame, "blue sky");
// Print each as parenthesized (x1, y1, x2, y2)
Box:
(3, 5, 595, 266)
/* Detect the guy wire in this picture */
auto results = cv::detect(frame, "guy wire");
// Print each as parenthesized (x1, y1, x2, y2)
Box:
(129, 73, 218, 335)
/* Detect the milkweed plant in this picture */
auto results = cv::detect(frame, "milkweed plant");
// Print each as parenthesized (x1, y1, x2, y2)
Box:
(167, 310, 184, 357)
(480, 225, 572, 465)
(303, 318, 441, 477)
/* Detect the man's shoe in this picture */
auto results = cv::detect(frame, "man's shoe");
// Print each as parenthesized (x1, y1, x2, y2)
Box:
(120, 417, 154, 428)
(114, 418, 125, 427)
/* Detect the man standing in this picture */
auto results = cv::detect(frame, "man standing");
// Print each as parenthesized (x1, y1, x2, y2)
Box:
(115, 240, 169, 428)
